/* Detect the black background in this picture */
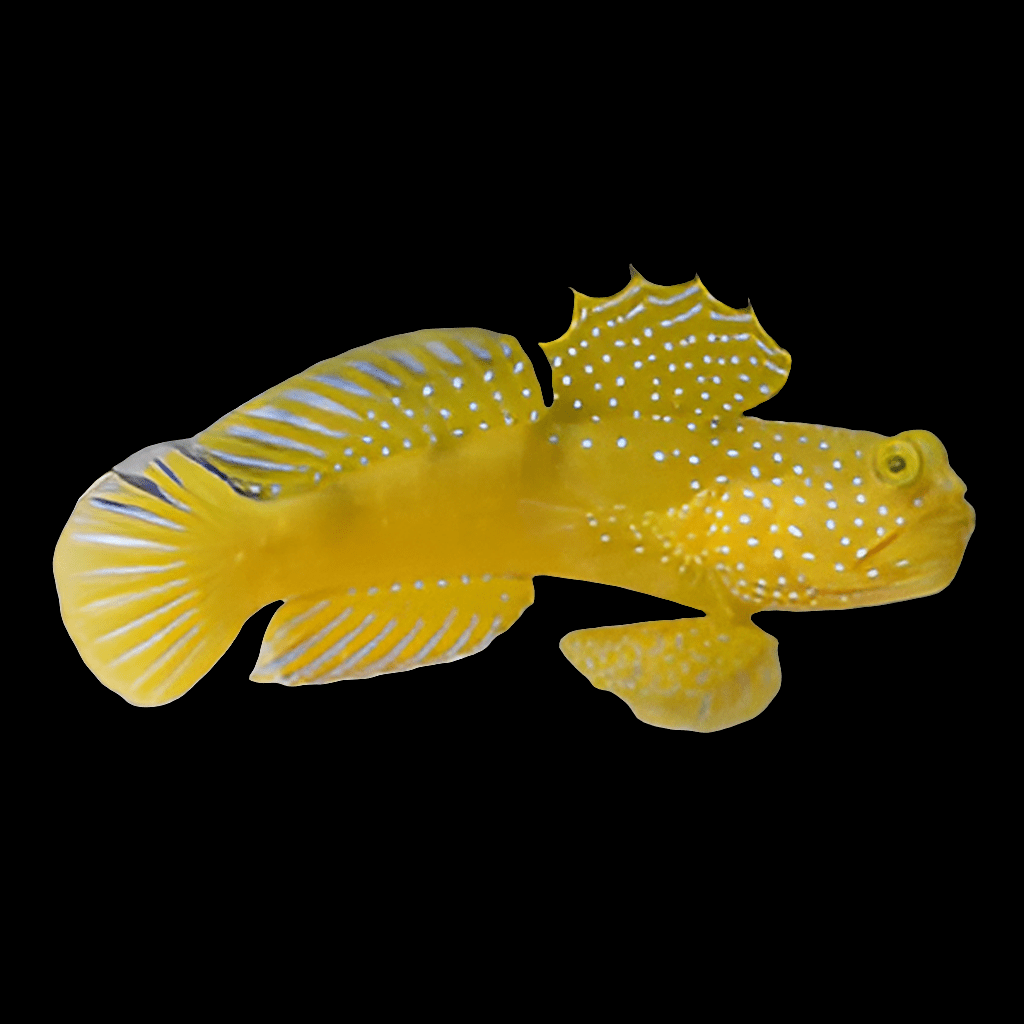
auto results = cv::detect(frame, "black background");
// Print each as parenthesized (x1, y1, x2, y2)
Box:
(40, 101, 986, 813)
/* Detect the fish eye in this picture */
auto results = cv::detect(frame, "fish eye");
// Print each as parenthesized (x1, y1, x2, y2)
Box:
(874, 439, 921, 486)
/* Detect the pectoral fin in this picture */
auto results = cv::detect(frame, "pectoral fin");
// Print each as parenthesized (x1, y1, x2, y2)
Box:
(560, 616, 780, 732)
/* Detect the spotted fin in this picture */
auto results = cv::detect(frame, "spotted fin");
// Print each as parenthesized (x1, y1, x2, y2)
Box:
(540, 270, 791, 436)
(193, 328, 543, 501)
(53, 445, 270, 706)
(251, 575, 534, 687)
(560, 616, 781, 732)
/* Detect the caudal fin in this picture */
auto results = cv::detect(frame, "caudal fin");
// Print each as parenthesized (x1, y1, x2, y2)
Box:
(54, 442, 267, 706)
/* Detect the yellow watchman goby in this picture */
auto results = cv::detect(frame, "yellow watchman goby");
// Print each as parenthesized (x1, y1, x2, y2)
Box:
(53, 270, 974, 730)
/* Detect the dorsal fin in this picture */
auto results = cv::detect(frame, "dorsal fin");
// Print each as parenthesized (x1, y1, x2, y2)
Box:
(192, 328, 543, 501)
(539, 271, 790, 437)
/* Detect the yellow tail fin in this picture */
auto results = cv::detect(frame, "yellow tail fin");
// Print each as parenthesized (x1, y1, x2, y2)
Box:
(54, 442, 268, 706)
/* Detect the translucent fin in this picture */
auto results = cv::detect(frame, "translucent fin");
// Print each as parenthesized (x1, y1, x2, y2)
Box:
(560, 616, 781, 731)
(54, 446, 267, 706)
(539, 272, 790, 441)
(193, 328, 544, 501)
(251, 574, 534, 687)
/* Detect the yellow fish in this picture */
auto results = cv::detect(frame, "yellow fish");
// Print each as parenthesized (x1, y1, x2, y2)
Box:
(53, 271, 974, 729)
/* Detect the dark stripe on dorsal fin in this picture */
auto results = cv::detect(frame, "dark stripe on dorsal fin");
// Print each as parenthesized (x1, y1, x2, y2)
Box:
(154, 459, 183, 488)
(115, 471, 177, 507)
(174, 444, 260, 499)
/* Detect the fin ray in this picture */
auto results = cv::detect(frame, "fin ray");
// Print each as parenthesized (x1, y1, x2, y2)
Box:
(193, 328, 544, 501)
(54, 447, 268, 706)
(252, 576, 534, 687)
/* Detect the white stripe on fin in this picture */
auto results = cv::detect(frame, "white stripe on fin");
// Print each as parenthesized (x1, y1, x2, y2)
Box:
(423, 341, 463, 365)
(244, 407, 349, 438)
(309, 375, 374, 398)
(346, 360, 403, 387)
(225, 425, 326, 457)
(72, 533, 179, 550)
(282, 388, 364, 419)
(207, 450, 298, 472)
(252, 577, 534, 686)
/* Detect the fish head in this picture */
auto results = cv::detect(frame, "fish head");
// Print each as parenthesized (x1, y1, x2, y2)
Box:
(847, 428, 974, 605)
(771, 426, 974, 610)
(701, 420, 974, 612)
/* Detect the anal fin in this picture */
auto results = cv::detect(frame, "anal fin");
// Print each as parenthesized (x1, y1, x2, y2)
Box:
(560, 616, 780, 732)
(252, 575, 534, 687)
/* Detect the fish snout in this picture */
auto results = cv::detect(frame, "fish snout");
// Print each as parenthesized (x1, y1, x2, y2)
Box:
(901, 429, 971, 533)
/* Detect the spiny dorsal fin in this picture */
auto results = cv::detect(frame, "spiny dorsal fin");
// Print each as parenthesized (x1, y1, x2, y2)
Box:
(193, 328, 543, 501)
(539, 272, 790, 436)
(251, 574, 534, 686)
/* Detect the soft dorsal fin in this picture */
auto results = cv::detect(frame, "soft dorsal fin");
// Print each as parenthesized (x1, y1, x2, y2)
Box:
(251, 573, 534, 686)
(539, 271, 790, 435)
(192, 328, 543, 501)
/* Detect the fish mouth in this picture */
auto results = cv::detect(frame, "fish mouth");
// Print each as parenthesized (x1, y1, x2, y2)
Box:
(809, 493, 974, 607)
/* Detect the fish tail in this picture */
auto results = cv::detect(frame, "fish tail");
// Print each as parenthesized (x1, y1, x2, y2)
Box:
(54, 441, 271, 706)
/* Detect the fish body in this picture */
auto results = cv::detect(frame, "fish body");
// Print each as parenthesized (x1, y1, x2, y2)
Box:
(53, 272, 974, 728)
